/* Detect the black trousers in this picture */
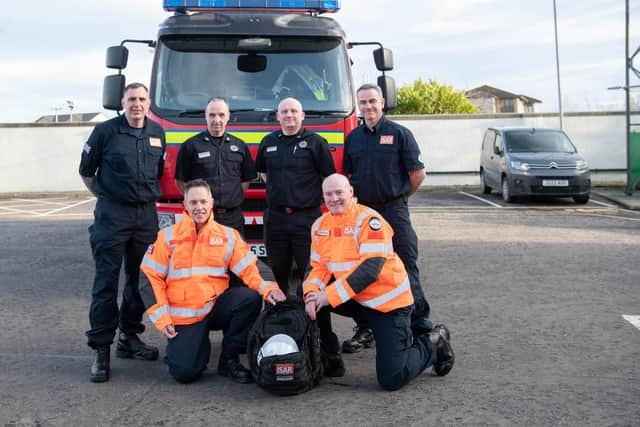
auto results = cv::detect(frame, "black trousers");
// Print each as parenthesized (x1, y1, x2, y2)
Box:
(86, 198, 158, 349)
(164, 287, 262, 383)
(360, 201, 432, 332)
(264, 207, 321, 295)
(317, 302, 437, 391)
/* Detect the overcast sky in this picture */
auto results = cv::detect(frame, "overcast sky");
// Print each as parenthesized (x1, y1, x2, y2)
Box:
(1, 0, 638, 122)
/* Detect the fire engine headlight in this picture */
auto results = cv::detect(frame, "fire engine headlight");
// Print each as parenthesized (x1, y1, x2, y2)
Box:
(158, 212, 175, 229)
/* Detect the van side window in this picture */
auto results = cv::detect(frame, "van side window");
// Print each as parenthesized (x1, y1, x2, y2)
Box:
(494, 134, 504, 154)
(482, 131, 495, 151)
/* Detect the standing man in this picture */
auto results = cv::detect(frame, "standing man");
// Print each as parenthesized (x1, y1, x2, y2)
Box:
(140, 179, 286, 384)
(303, 174, 454, 390)
(255, 97, 336, 294)
(175, 97, 256, 234)
(79, 83, 165, 382)
(342, 83, 431, 353)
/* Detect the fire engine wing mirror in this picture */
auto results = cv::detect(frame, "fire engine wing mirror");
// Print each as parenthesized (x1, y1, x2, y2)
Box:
(103, 74, 125, 110)
(378, 75, 397, 112)
(238, 54, 267, 73)
(106, 46, 129, 69)
(373, 48, 393, 71)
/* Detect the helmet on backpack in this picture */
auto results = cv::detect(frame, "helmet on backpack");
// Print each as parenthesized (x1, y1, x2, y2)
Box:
(257, 334, 299, 365)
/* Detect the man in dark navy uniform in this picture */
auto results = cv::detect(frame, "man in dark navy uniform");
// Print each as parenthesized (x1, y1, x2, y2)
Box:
(255, 97, 335, 295)
(79, 83, 164, 382)
(175, 97, 256, 234)
(342, 83, 431, 353)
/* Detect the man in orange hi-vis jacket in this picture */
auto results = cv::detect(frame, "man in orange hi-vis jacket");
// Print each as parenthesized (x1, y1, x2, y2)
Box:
(303, 173, 454, 391)
(140, 179, 286, 384)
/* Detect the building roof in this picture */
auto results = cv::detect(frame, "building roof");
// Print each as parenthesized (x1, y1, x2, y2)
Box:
(35, 112, 109, 124)
(465, 85, 542, 104)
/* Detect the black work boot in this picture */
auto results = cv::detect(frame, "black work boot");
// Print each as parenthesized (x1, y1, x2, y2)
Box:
(116, 333, 159, 361)
(341, 326, 374, 354)
(321, 351, 345, 377)
(218, 354, 253, 384)
(90, 346, 110, 383)
(430, 324, 455, 376)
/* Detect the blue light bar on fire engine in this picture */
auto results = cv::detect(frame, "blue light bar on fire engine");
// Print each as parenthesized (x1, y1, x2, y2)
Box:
(163, 0, 340, 12)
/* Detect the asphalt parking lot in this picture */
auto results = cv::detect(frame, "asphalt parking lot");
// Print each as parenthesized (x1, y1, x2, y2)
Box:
(1, 190, 639, 426)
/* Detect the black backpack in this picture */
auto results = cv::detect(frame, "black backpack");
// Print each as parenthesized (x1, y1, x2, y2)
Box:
(247, 297, 323, 395)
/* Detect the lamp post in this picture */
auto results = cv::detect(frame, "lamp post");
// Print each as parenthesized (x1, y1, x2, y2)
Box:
(66, 100, 74, 123)
(553, 0, 564, 130)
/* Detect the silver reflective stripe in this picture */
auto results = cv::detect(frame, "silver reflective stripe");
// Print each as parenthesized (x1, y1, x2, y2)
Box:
(309, 249, 320, 262)
(149, 304, 169, 323)
(333, 278, 351, 303)
(231, 252, 256, 275)
(169, 266, 226, 279)
(259, 281, 273, 293)
(359, 243, 392, 255)
(164, 226, 174, 249)
(223, 227, 235, 264)
(353, 208, 376, 248)
(326, 261, 357, 272)
(169, 301, 213, 319)
(360, 278, 410, 309)
(141, 256, 169, 276)
(303, 277, 326, 292)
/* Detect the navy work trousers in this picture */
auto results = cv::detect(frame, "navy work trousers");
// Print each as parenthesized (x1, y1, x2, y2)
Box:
(264, 207, 321, 295)
(318, 302, 437, 391)
(86, 198, 159, 349)
(164, 287, 262, 383)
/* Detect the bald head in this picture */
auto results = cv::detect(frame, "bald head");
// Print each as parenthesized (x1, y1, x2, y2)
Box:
(322, 173, 353, 215)
(277, 97, 305, 135)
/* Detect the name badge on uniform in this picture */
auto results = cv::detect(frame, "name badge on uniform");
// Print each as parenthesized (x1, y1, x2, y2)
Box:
(210, 237, 223, 246)
(315, 229, 330, 236)
(149, 137, 162, 147)
(266, 146, 278, 152)
(198, 151, 211, 159)
(380, 135, 394, 145)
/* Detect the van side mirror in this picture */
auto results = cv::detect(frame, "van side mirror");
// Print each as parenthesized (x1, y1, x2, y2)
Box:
(378, 75, 397, 111)
(493, 145, 502, 155)
(106, 46, 129, 69)
(373, 48, 394, 71)
(103, 74, 125, 110)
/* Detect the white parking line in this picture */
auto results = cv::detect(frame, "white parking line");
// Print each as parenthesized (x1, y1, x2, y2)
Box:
(0, 205, 37, 215)
(39, 197, 96, 216)
(458, 191, 503, 208)
(622, 315, 640, 331)
(590, 199, 617, 208)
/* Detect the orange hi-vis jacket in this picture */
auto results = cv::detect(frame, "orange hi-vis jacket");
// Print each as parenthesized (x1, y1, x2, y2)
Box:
(139, 213, 279, 332)
(302, 202, 413, 312)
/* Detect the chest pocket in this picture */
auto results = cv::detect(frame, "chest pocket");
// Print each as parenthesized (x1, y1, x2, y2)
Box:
(144, 144, 163, 178)
(221, 150, 244, 177)
(373, 140, 401, 177)
(288, 146, 314, 172)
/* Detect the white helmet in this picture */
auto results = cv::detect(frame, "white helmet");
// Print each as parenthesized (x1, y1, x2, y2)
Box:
(257, 334, 299, 365)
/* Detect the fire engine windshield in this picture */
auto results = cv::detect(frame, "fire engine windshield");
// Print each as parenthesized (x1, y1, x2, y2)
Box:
(152, 36, 353, 119)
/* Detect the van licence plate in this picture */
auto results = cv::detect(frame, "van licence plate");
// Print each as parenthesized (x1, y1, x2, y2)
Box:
(250, 243, 267, 257)
(542, 179, 569, 187)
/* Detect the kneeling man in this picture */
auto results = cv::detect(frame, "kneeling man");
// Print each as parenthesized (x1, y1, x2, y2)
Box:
(140, 179, 286, 383)
(303, 174, 454, 391)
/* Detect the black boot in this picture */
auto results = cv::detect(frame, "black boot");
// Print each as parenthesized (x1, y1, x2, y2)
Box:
(430, 324, 455, 376)
(341, 326, 374, 354)
(116, 333, 159, 361)
(90, 346, 110, 383)
(322, 351, 345, 377)
(218, 354, 253, 384)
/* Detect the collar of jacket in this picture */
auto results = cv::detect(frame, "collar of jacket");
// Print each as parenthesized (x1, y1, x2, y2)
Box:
(177, 211, 218, 236)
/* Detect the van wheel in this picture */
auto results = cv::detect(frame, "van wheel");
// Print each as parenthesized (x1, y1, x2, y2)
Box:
(573, 194, 589, 204)
(501, 178, 513, 203)
(480, 171, 491, 194)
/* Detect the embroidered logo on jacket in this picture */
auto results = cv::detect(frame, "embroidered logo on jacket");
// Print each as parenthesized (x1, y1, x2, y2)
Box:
(209, 237, 224, 246)
(368, 218, 382, 230)
(380, 135, 394, 145)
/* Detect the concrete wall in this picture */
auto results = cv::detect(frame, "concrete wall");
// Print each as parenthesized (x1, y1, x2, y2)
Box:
(0, 111, 636, 193)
